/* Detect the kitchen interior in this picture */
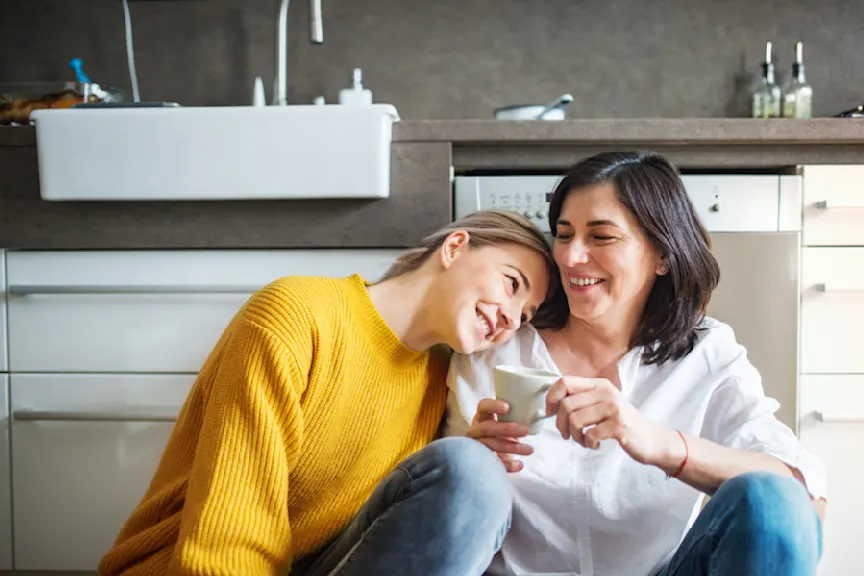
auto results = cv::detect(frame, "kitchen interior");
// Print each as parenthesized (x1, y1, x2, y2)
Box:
(1, 0, 863, 574)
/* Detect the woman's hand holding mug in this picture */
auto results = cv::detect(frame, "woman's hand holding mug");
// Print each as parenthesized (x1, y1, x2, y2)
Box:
(468, 366, 677, 471)
(545, 376, 674, 466)
(466, 398, 533, 473)
(468, 365, 562, 472)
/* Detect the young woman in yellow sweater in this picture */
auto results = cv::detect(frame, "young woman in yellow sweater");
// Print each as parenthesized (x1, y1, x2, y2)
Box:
(98, 210, 552, 576)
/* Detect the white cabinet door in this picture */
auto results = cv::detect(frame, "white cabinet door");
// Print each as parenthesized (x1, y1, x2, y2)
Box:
(0, 250, 7, 372)
(10, 373, 194, 571)
(802, 165, 864, 246)
(799, 375, 864, 576)
(7, 250, 400, 373)
(0, 375, 11, 571)
(800, 248, 864, 374)
(10, 289, 249, 374)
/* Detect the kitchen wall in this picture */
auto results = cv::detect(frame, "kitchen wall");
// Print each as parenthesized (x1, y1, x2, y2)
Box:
(1, 0, 857, 119)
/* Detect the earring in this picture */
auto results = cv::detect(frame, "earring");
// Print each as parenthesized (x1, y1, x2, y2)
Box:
(659, 263, 668, 274)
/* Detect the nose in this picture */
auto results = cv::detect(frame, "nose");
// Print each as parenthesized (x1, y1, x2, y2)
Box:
(562, 240, 590, 266)
(498, 302, 520, 332)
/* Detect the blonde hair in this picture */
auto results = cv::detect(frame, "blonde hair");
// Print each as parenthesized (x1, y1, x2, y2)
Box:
(378, 210, 552, 282)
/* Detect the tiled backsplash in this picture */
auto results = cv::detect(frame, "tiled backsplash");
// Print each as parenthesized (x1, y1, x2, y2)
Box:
(1, 0, 858, 118)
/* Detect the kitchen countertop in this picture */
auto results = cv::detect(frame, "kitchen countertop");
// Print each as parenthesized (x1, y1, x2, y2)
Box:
(3, 118, 864, 146)
(392, 118, 864, 144)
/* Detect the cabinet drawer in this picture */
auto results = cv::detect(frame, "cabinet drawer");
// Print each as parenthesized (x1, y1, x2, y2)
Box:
(0, 250, 7, 372)
(801, 248, 864, 373)
(803, 165, 864, 246)
(681, 175, 780, 232)
(10, 373, 195, 571)
(799, 375, 864, 576)
(7, 250, 400, 373)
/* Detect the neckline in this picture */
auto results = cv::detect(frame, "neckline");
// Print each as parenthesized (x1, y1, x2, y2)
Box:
(529, 324, 643, 394)
(347, 274, 426, 367)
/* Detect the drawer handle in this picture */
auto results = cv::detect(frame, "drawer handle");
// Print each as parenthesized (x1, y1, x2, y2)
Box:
(814, 411, 864, 423)
(13, 408, 177, 423)
(813, 283, 864, 293)
(814, 200, 864, 210)
(7, 284, 262, 295)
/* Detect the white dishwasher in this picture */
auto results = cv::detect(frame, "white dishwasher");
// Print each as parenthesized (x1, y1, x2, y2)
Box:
(454, 173, 803, 432)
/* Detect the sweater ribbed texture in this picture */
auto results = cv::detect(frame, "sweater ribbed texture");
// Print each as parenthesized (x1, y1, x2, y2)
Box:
(98, 274, 448, 575)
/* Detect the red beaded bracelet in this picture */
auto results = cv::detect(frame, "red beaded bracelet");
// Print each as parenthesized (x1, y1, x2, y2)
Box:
(667, 430, 689, 479)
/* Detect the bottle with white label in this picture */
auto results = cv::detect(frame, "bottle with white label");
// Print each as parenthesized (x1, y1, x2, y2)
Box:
(339, 68, 373, 106)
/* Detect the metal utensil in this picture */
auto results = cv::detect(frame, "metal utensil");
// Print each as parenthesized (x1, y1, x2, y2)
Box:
(535, 93, 574, 119)
(493, 93, 574, 120)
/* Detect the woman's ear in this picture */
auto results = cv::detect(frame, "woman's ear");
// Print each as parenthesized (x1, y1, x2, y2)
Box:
(656, 259, 669, 276)
(439, 231, 471, 270)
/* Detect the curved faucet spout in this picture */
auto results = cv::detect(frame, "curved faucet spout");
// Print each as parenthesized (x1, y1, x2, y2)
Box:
(274, 0, 323, 106)
(310, 0, 323, 44)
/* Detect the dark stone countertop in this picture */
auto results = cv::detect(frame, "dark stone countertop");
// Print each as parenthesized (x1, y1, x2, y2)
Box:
(392, 118, 864, 144)
(4, 118, 864, 147)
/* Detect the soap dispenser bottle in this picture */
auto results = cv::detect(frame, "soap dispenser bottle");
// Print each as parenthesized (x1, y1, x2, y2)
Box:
(339, 68, 373, 106)
(751, 42, 782, 118)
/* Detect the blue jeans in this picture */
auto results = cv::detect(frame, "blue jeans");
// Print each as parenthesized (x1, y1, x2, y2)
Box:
(291, 437, 513, 576)
(656, 472, 823, 576)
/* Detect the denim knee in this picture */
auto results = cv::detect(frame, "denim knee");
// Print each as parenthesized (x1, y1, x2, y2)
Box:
(421, 437, 513, 526)
(717, 471, 821, 562)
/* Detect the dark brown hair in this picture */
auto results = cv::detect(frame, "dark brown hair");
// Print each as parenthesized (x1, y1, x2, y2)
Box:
(379, 209, 553, 282)
(532, 151, 720, 365)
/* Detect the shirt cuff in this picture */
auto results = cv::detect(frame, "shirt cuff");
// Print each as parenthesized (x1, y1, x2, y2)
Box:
(765, 446, 828, 501)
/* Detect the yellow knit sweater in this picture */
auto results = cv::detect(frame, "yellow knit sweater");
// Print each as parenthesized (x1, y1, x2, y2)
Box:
(98, 274, 449, 575)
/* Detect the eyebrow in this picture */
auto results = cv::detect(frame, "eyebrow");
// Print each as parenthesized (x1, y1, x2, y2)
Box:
(557, 218, 622, 228)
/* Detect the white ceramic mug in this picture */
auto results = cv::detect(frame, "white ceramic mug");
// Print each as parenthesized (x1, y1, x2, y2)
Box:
(494, 364, 560, 435)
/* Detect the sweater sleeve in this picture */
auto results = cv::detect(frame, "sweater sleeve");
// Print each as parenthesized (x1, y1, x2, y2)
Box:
(170, 308, 311, 574)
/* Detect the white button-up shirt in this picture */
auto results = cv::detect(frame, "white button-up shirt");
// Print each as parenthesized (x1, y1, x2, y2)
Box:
(444, 318, 826, 576)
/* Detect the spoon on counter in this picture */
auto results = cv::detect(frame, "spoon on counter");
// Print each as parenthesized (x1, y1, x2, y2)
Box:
(536, 93, 573, 119)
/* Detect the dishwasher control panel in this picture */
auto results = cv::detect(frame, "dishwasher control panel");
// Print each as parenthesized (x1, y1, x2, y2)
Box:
(454, 174, 802, 234)
(454, 175, 561, 233)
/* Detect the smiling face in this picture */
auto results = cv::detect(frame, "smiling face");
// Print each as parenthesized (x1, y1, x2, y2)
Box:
(553, 182, 665, 327)
(434, 233, 550, 354)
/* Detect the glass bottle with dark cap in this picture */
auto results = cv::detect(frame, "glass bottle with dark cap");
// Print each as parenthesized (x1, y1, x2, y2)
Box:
(782, 42, 813, 118)
(751, 42, 782, 118)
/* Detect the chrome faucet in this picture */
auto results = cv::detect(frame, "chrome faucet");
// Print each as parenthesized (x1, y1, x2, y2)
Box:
(274, 0, 323, 106)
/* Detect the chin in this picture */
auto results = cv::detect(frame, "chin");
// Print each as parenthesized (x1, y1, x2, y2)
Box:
(453, 336, 490, 355)
(569, 304, 608, 322)
(472, 340, 495, 353)
(566, 296, 608, 317)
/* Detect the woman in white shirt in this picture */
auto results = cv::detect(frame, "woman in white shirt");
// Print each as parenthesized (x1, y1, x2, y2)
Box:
(446, 150, 826, 576)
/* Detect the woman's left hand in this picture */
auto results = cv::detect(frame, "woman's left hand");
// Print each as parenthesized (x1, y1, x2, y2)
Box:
(545, 376, 675, 465)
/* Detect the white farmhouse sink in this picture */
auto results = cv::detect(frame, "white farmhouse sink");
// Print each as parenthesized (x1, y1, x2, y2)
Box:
(31, 104, 399, 201)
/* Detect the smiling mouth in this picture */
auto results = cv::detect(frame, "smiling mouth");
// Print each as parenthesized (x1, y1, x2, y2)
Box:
(476, 308, 494, 339)
(569, 277, 605, 287)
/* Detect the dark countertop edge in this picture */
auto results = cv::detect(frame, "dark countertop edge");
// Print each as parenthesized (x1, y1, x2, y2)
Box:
(392, 118, 864, 144)
(5, 118, 864, 148)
